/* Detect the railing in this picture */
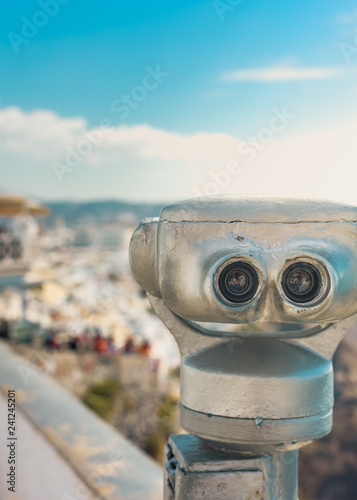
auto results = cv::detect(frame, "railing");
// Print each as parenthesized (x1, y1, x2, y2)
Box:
(0, 340, 163, 500)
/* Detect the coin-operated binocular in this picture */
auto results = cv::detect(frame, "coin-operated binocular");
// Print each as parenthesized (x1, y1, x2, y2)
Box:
(130, 196, 357, 500)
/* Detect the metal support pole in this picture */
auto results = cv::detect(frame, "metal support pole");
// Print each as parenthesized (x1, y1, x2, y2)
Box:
(164, 434, 298, 500)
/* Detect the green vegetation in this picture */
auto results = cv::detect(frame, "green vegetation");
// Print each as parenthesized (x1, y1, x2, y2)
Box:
(82, 379, 120, 420)
(158, 396, 177, 422)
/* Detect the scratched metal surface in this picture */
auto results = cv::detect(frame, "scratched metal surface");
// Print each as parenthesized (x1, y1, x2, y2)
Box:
(131, 196, 357, 325)
(0, 341, 162, 500)
(130, 195, 357, 457)
(159, 195, 357, 223)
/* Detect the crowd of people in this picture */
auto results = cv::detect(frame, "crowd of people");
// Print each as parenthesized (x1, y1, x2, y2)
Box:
(44, 329, 152, 357)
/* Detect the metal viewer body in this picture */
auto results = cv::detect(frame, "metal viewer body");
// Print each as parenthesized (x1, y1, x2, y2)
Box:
(130, 195, 357, 499)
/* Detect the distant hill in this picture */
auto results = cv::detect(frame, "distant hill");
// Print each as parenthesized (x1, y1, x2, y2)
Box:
(45, 200, 166, 226)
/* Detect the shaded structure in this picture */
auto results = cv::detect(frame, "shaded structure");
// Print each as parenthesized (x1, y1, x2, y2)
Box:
(0, 194, 49, 288)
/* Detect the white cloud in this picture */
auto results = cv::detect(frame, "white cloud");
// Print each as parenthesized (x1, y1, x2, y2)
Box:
(0, 107, 86, 160)
(99, 124, 240, 163)
(0, 107, 240, 165)
(223, 123, 357, 204)
(221, 65, 345, 83)
(0, 107, 242, 200)
(0, 106, 356, 204)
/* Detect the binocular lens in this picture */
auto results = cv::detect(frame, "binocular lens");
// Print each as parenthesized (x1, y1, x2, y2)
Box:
(226, 270, 249, 294)
(288, 270, 312, 294)
(218, 262, 258, 303)
(282, 263, 321, 303)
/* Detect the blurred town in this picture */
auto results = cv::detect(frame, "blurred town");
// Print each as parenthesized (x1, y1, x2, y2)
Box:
(0, 193, 357, 499)
(0, 193, 180, 464)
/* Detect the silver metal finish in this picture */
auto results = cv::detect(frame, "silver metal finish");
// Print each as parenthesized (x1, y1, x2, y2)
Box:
(129, 195, 357, 499)
(129, 218, 160, 297)
(181, 338, 332, 419)
(149, 293, 355, 453)
(164, 434, 298, 500)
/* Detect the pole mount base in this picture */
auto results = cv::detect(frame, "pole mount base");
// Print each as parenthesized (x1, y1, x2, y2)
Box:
(181, 404, 332, 453)
(164, 433, 299, 500)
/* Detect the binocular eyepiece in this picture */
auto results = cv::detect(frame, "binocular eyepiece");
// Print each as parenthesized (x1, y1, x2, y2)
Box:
(216, 259, 322, 305)
(130, 195, 357, 327)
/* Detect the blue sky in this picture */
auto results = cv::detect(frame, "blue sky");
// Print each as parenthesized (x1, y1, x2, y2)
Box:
(0, 0, 356, 201)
